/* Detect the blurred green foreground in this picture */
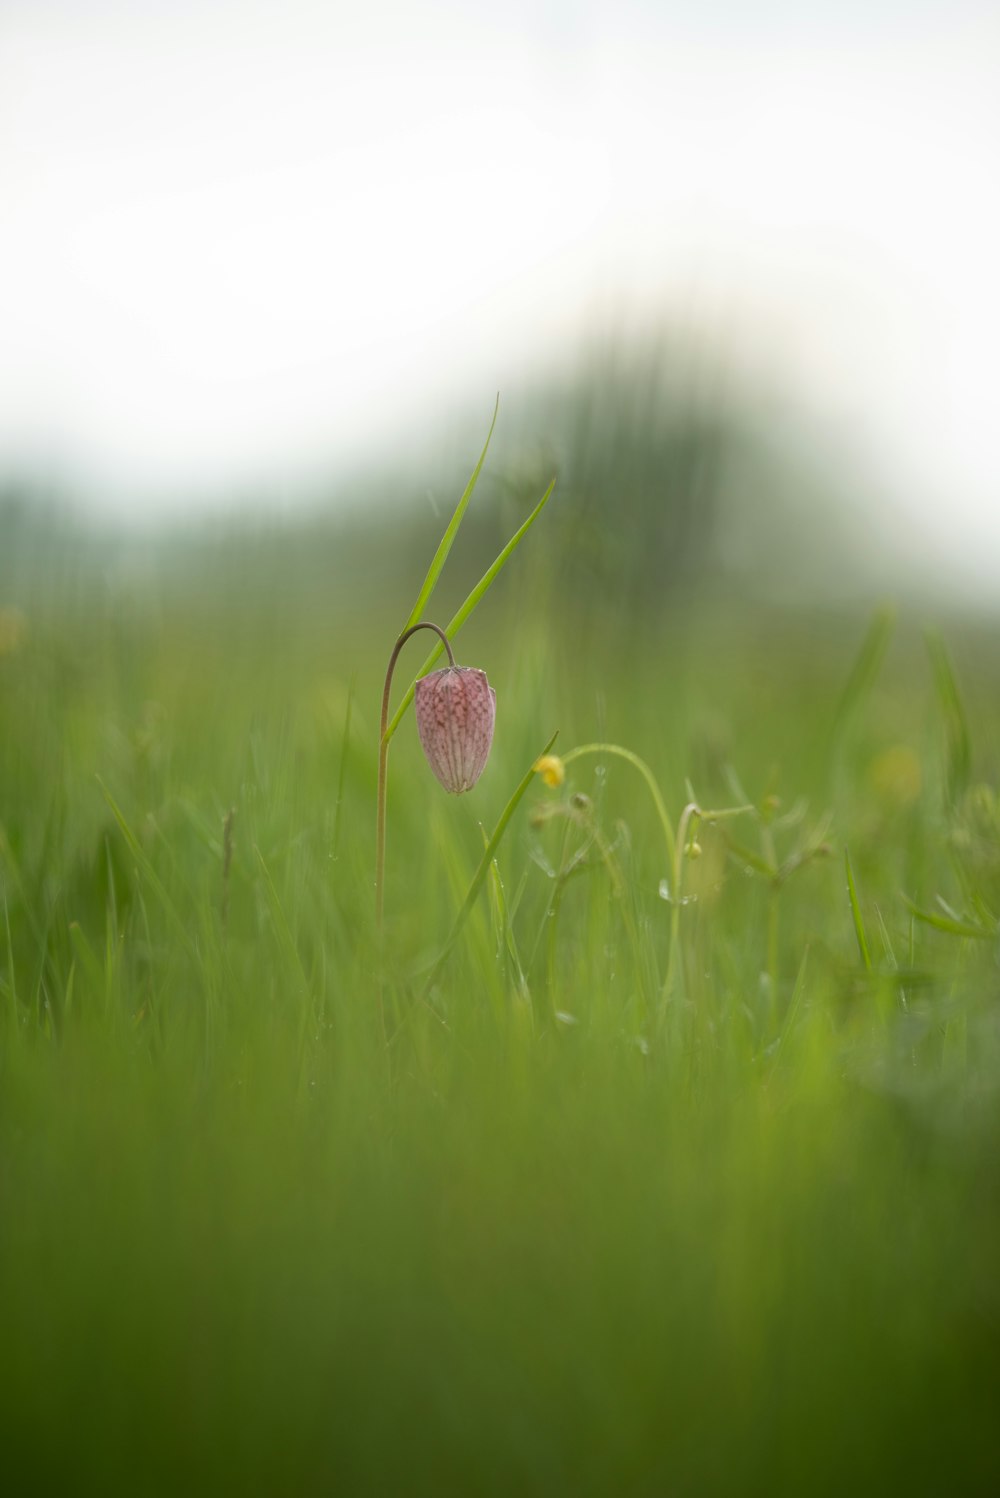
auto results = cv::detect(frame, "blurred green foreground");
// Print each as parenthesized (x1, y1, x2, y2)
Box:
(1, 437, 1000, 1496)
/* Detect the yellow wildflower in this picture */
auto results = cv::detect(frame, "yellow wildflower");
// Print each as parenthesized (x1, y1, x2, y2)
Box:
(534, 754, 565, 789)
(869, 745, 922, 806)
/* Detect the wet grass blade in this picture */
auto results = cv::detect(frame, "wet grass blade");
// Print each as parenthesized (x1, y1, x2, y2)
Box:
(404, 396, 499, 630)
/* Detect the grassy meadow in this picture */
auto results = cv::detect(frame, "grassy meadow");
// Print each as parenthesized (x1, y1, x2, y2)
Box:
(2, 425, 1000, 1495)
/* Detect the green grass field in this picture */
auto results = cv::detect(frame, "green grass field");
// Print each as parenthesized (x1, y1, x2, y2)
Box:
(2, 473, 1000, 1495)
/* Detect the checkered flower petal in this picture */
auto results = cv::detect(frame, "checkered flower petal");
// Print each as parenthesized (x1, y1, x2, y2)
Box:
(414, 666, 496, 794)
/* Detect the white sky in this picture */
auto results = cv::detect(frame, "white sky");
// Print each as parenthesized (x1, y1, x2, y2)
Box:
(1, 0, 998, 586)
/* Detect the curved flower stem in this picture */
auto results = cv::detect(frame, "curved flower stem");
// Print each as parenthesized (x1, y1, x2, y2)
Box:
(666, 801, 700, 1002)
(561, 743, 678, 867)
(556, 743, 754, 1005)
(664, 800, 755, 1002)
(559, 742, 681, 998)
(376, 621, 456, 976)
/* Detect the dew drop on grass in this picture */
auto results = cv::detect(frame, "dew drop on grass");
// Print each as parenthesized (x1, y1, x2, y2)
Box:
(659, 879, 697, 906)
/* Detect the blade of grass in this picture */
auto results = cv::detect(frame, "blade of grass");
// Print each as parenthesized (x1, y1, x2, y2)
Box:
(900, 894, 993, 940)
(482, 826, 527, 1022)
(404, 396, 499, 630)
(254, 846, 322, 1058)
(62, 961, 76, 1023)
(969, 889, 998, 929)
(481, 824, 521, 968)
(420, 731, 558, 998)
(925, 629, 971, 807)
(254, 846, 311, 995)
(845, 848, 873, 972)
(333, 674, 355, 861)
(830, 606, 895, 748)
(0, 825, 46, 954)
(385, 477, 556, 744)
(98, 778, 198, 965)
(766, 942, 811, 1078)
(874, 906, 898, 968)
(68, 921, 106, 996)
(3, 888, 16, 1020)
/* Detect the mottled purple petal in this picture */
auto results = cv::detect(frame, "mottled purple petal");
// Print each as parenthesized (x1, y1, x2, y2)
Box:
(414, 666, 496, 794)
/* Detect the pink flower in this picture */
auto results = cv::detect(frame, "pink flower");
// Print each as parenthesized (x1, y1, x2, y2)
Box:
(414, 665, 496, 794)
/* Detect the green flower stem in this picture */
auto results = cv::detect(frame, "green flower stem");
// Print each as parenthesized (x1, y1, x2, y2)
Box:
(667, 800, 699, 1003)
(665, 801, 755, 1001)
(561, 743, 678, 867)
(557, 745, 755, 1004)
(558, 742, 684, 1001)
(376, 622, 456, 945)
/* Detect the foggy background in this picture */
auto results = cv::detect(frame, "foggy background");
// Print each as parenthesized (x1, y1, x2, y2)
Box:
(1, 0, 998, 602)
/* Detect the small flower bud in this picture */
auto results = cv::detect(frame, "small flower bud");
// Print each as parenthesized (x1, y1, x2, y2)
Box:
(414, 665, 496, 794)
(761, 794, 781, 821)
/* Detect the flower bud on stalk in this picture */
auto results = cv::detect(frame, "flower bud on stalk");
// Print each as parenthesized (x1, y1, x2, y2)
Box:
(415, 665, 496, 794)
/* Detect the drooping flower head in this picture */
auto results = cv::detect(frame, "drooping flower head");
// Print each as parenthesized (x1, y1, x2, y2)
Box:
(414, 664, 496, 794)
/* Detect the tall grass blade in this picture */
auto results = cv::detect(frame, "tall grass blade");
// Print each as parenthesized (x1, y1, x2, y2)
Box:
(421, 731, 558, 997)
(767, 943, 811, 1076)
(333, 674, 355, 862)
(830, 606, 895, 748)
(900, 895, 993, 940)
(69, 920, 106, 994)
(404, 396, 499, 630)
(254, 846, 311, 995)
(484, 827, 529, 991)
(0, 826, 45, 953)
(3, 889, 16, 1018)
(925, 629, 971, 807)
(845, 848, 873, 971)
(98, 778, 198, 964)
(386, 477, 556, 743)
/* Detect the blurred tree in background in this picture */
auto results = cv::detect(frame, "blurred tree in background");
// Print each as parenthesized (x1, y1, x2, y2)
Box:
(0, 329, 909, 646)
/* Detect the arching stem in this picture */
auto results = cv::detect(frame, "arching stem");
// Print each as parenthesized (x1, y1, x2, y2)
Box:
(557, 743, 752, 1004)
(561, 743, 677, 866)
(376, 621, 456, 943)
